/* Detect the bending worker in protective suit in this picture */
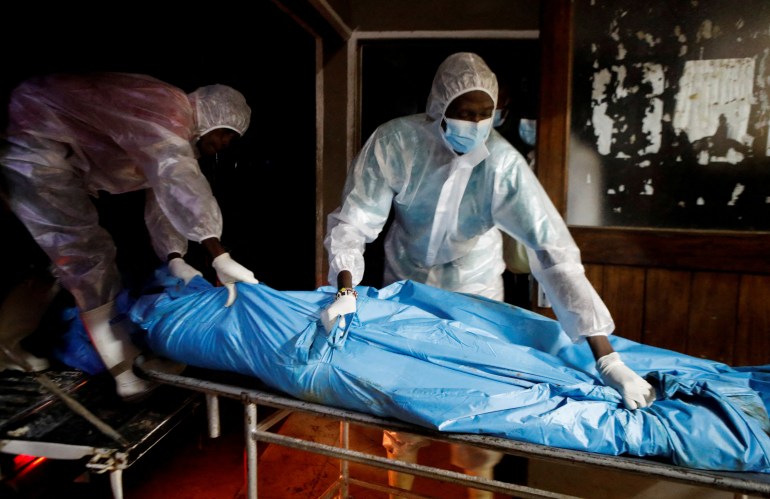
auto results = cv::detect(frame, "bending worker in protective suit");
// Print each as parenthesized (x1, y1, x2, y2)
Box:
(322, 53, 656, 498)
(0, 72, 258, 401)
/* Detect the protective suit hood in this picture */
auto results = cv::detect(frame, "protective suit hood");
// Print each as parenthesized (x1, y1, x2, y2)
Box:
(425, 52, 498, 121)
(188, 84, 251, 142)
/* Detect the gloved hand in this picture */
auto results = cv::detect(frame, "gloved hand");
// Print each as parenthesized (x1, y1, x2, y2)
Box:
(597, 352, 656, 409)
(320, 291, 357, 333)
(168, 257, 203, 284)
(211, 253, 259, 307)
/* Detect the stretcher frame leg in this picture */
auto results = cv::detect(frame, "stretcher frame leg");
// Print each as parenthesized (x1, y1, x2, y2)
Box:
(245, 401, 258, 499)
(206, 394, 220, 438)
(340, 421, 350, 498)
(109, 469, 123, 499)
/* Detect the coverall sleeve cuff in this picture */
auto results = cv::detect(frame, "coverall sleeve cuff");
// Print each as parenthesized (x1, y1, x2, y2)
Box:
(329, 251, 365, 286)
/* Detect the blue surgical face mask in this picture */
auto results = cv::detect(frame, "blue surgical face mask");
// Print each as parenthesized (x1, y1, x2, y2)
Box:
(443, 117, 493, 154)
(519, 118, 537, 146)
(493, 109, 507, 128)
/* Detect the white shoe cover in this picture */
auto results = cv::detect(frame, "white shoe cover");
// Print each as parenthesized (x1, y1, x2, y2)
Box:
(80, 301, 155, 400)
(0, 276, 58, 372)
(0, 343, 50, 372)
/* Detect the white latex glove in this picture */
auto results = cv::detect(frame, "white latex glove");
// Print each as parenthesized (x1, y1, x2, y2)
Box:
(597, 352, 657, 410)
(168, 257, 203, 284)
(320, 294, 357, 333)
(211, 253, 259, 307)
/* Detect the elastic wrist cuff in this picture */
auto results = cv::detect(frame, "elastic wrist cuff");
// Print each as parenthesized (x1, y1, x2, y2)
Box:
(596, 351, 621, 369)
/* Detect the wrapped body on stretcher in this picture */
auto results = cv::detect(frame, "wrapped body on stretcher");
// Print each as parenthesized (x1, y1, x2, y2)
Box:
(130, 268, 770, 473)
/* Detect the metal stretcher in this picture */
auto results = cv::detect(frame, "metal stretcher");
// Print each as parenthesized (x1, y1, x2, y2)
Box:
(136, 356, 770, 499)
(0, 367, 200, 499)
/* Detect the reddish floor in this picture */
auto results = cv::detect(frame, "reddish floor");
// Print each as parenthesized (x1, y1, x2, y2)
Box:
(4, 391, 754, 499)
(119, 399, 491, 499)
(4, 395, 507, 499)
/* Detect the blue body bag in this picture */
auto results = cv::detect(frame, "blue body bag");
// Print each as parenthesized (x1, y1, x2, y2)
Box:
(131, 272, 770, 472)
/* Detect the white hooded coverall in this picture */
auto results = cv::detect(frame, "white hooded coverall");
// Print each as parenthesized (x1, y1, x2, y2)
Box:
(0, 72, 250, 312)
(325, 52, 615, 477)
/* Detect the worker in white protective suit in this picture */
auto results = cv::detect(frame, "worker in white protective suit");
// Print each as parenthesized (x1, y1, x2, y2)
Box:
(322, 52, 656, 499)
(0, 73, 259, 401)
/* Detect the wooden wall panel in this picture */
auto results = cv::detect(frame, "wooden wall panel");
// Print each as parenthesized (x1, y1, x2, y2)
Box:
(686, 273, 739, 363)
(600, 265, 645, 342)
(583, 263, 603, 296)
(546, 264, 766, 367)
(536, 0, 572, 213)
(734, 274, 770, 366)
(643, 269, 691, 352)
(574, 228, 770, 275)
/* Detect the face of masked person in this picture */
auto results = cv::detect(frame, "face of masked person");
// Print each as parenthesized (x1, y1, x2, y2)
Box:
(443, 90, 495, 154)
(444, 117, 493, 154)
(519, 118, 537, 147)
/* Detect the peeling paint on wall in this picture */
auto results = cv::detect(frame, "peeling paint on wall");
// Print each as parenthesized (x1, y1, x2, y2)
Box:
(569, 0, 770, 230)
(674, 58, 754, 146)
